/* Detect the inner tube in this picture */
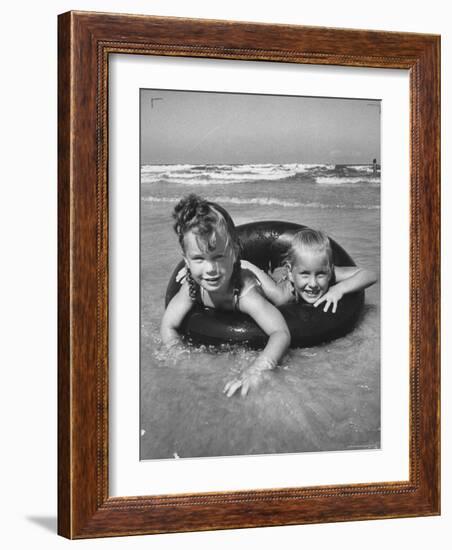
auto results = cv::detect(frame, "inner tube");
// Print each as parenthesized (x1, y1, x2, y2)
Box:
(165, 221, 364, 348)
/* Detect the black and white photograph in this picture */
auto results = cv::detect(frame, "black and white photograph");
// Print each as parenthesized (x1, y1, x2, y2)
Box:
(140, 88, 381, 461)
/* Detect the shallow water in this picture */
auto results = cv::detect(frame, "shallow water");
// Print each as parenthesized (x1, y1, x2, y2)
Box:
(140, 166, 380, 460)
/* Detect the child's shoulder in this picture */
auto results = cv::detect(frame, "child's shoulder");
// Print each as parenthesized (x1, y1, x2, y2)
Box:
(272, 269, 296, 304)
(240, 269, 263, 296)
(241, 268, 259, 284)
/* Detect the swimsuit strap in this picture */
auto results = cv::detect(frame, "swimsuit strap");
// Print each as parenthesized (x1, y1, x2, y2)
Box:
(195, 284, 204, 306)
(233, 279, 262, 312)
(185, 269, 203, 305)
(199, 285, 238, 311)
(232, 287, 240, 312)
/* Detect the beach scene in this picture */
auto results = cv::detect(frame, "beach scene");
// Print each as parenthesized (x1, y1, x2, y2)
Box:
(140, 90, 380, 460)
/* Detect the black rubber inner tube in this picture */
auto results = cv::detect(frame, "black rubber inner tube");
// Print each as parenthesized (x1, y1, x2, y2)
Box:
(165, 221, 364, 348)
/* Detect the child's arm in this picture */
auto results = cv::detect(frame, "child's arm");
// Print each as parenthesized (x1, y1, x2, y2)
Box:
(240, 260, 288, 306)
(160, 282, 193, 347)
(314, 266, 377, 313)
(223, 288, 291, 397)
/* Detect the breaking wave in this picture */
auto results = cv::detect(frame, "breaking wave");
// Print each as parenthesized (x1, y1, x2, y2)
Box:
(140, 163, 377, 185)
(316, 176, 381, 185)
(142, 195, 380, 210)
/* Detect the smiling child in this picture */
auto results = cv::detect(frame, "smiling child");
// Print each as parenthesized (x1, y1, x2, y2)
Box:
(241, 228, 377, 313)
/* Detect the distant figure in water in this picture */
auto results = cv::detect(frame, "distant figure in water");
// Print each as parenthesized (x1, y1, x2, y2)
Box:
(373, 158, 378, 175)
(241, 228, 377, 312)
(160, 194, 291, 397)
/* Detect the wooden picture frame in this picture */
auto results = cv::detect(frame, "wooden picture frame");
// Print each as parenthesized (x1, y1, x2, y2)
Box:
(58, 11, 440, 539)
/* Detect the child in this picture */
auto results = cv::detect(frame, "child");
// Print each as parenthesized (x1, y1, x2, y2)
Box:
(241, 228, 377, 312)
(160, 194, 291, 397)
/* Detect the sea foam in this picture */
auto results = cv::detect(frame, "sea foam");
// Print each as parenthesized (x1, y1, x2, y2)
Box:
(316, 176, 380, 185)
(141, 163, 341, 185)
(143, 195, 380, 210)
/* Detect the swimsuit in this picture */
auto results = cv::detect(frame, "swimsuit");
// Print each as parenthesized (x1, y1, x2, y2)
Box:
(197, 273, 262, 312)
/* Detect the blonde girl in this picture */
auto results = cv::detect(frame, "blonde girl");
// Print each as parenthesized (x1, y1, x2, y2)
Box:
(241, 228, 377, 312)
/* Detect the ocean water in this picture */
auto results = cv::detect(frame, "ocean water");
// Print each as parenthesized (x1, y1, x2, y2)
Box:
(140, 163, 380, 460)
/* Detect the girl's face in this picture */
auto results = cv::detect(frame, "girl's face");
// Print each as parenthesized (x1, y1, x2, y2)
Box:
(183, 229, 236, 294)
(289, 249, 332, 304)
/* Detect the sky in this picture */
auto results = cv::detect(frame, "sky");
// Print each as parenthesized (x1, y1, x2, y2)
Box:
(140, 89, 380, 165)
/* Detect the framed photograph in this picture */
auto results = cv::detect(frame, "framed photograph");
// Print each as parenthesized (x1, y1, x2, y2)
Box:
(58, 11, 440, 538)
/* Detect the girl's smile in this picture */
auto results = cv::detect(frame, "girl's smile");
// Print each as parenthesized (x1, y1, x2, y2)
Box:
(289, 250, 332, 304)
(183, 230, 235, 294)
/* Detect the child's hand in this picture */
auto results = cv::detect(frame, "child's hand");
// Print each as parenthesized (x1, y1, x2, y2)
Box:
(165, 338, 189, 357)
(223, 366, 269, 397)
(175, 266, 187, 283)
(313, 285, 344, 313)
(240, 259, 257, 271)
(223, 356, 275, 397)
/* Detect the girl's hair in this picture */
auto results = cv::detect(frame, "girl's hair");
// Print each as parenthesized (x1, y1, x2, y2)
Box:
(286, 228, 333, 268)
(172, 194, 242, 301)
(173, 194, 240, 253)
